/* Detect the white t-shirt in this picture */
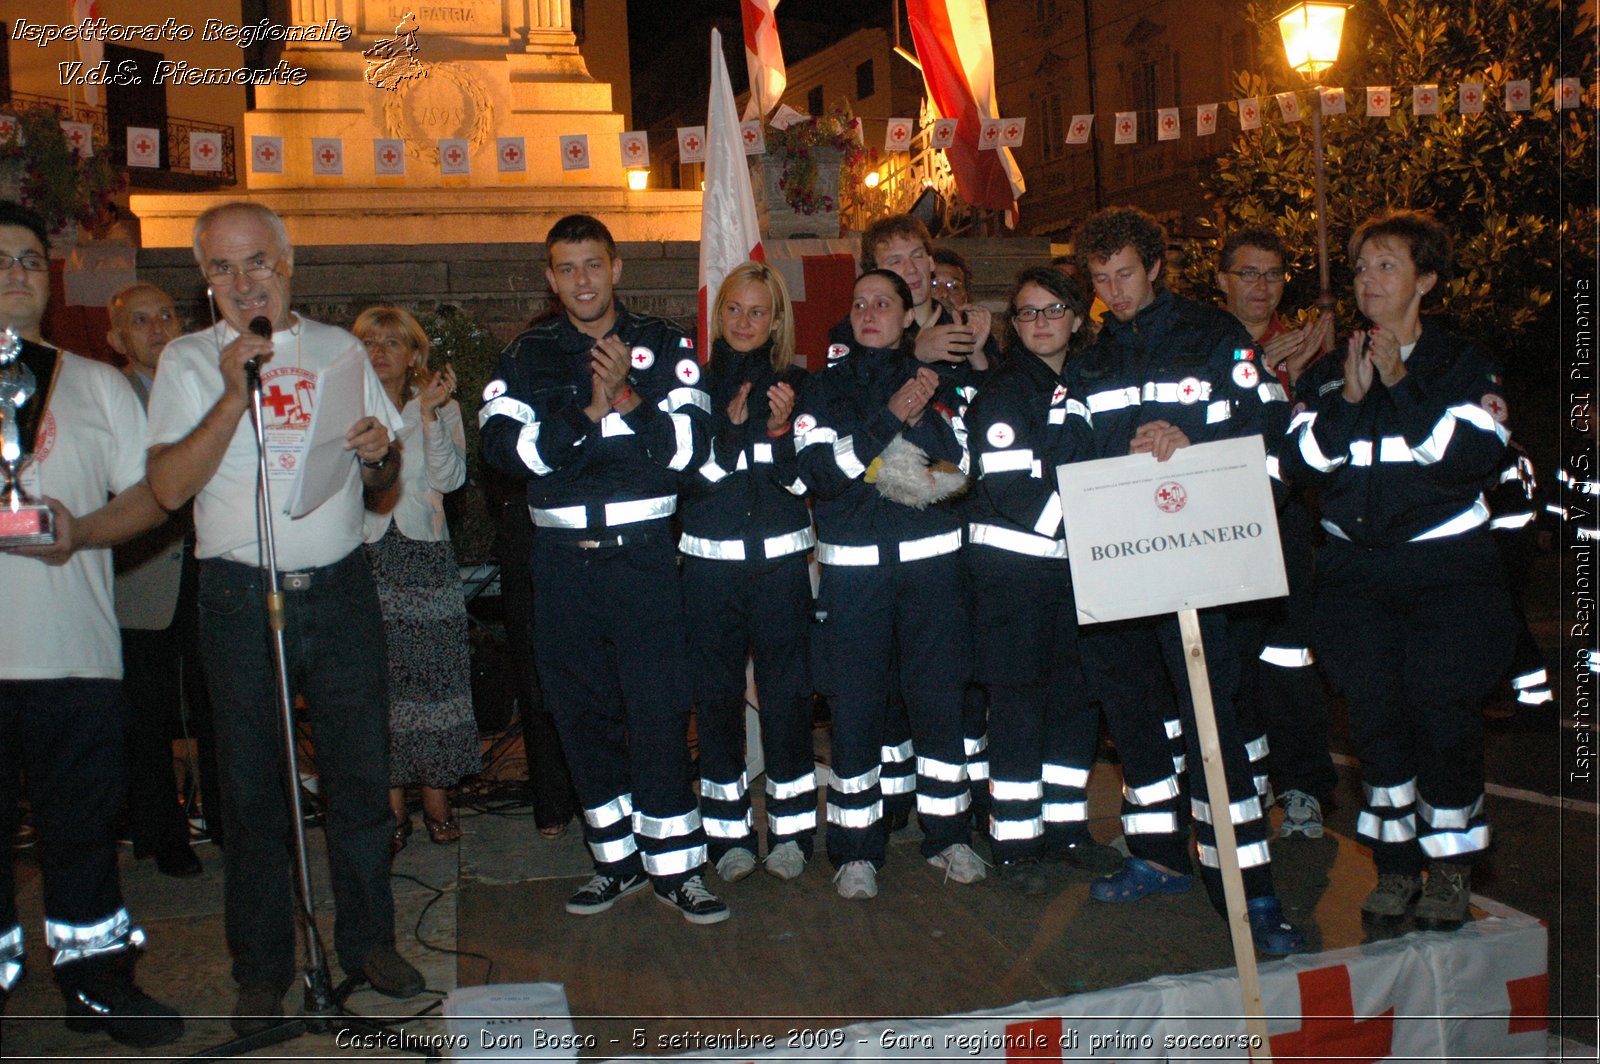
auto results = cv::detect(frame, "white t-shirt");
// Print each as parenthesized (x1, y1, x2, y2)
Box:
(362, 397, 466, 544)
(146, 316, 402, 571)
(0, 351, 148, 680)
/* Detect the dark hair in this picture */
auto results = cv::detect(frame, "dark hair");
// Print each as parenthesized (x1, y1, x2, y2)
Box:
(1219, 227, 1287, 271)
(545, 214, 617, 263)
(1347, 210, 1453, 293)
(1073, 206, 1167, 274)
(0, 201, 50, 257)
(1004, 266, 1092, 354)
(855, 268, 914, 312)
(860, 214, 933, 272)
(932, 248, 972, 292)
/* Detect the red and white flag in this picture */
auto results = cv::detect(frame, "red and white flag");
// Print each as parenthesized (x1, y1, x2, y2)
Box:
(1557, 78, 1582, 110)
(127, 127, 161, 168)
(1066, 114, 1093, 144)
(439, 138, 470, 175)
(1366, 86, 1392, 116)
(930, 117, 958, 148)
(906, 0, 1024, 219)
(885, 117, 915, 151)
(740, 0, 786, 121)
(60, 121, 93, 157)
(311, 137, 343, 176)
(978, 115, 1003, 149)
(373, 138, 405, 176)
(678, 126, 706, 164)
(619, 130, 649, 166)
(71, 0, 104, 106)
(1459, 82, 1484, 114)
(1504, 79, 1531, 112)
(189, 131, 223, 172)
(1195, 104, 1218, 135)
(1276, 91, 1302, 122)
(1238, 97, 1261, 130)
(0, 116, 18, 145)
(558, 134, 590, 171)
(252, 135, 284, 174)
(497, 137, 526, 172)
(1320, 87, 1346, 115)
(699, 27, 765, 354)
(740, 119, 766, 155)
(1157, 107, 1180, 141)
(1413, 84, 1439, 115)
(1113, 111, 1137, 144)
(998, 117, 1025, 147)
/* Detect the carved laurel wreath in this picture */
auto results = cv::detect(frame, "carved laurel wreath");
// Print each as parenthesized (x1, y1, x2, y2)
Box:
(381, 62, 496, 165)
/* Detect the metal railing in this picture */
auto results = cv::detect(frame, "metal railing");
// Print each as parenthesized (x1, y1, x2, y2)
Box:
(1, 90, 236, 185)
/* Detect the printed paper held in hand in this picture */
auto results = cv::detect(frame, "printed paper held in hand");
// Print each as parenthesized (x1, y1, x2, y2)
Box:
(282, 346, 365, 518)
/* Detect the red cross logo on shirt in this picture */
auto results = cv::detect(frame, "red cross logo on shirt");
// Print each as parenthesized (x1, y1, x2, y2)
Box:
(567, 142, 584, 159)
(631, 348, 652, 367)
(319, 147, 336, 164)
(1481, 393, 1508, 422)
(262, 385, 296, 420)
(258, 143, 277, 162)
(381, 147, 398, 165)
(197, 140, 215, 158)
(1180, 381, 1198, 400)
(1419, 90, 1434, 105)
(625, 139, 642, 157)
(137, 138, 153, 154)
(502, 144, 520, 162)
(684, 135, 700, 152)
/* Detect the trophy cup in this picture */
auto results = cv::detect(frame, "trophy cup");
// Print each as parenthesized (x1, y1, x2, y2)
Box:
(0, 327, 55, 547)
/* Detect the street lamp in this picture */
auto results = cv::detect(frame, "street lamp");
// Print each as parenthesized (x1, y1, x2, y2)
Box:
(626, 168, 650, 191)
(1276, 2, 1348, 307)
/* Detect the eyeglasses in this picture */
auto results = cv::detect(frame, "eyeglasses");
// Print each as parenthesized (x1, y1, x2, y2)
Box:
(203, 259, 280, 285)
(931, 279, 965, 293)
(1013, 303, 1070, 322)
(1224, 268, 1287, 284)
(0, 254, 49, 273)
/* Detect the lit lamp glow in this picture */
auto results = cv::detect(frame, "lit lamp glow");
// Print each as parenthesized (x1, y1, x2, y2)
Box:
(864, 170, 882, 189)
(626, 168, 650, 191)
(1276, 2, 1348, 76)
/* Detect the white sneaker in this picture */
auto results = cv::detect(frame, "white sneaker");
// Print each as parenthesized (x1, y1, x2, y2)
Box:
(1279, 790, 1324, 839)
(833, 860, 878, 899)
(764, 841, 806, 881)
(927, 842, 988, 884)
(715, 847, 757, 882)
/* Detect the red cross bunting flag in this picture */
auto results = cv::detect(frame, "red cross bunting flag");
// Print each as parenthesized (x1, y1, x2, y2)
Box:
(1366, 86, 1392, 116)
(740, 119, 767, 156)
(252, 135, 284, 174)
(558, 134, 590, 171)
(60, 121, 93, 158)
(496, 137, 526, 173)
(310, 137, 343, 176)
(1459, 81, 1485, 113)
(1557, 78, 1582, 109)
(373, 138, 405, 176)
(978, 115, 1004, 149)
(998, 117, 1025, 147)
(885, 117, 914, 151)
(1113, 111, 1137, 143)
(1276, 91, 1302, 122)
(1238, 97, 1261, 130)
(1157, 107, 1180, 141)
(677, 125, 706, 164)
(1505, 79, 1531, 111)
(0, 116, 17, 145)
(1195, 103, 1218, 135)
(1320, 86, 1346, 114)
(930, 117, 958, 148)
(439, 138, 470, 175)
(127, 127, 161, 168)
(1413, 84, 1439, 115)
(619, 130, 649, 166)
(1066, 114, 1093, 143)
(189, 131, 223, 172)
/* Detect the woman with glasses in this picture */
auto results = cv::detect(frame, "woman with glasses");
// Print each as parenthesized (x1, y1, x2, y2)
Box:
(964, 268, 1122, 895)
(794, 270, 980, 900)
(352, 305, 480, 855)
(679, 263, 817, 885)
(1286, 211, 1515, 930)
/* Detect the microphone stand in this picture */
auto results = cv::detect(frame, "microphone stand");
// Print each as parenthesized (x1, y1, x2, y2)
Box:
(183, 353, 435, 1061)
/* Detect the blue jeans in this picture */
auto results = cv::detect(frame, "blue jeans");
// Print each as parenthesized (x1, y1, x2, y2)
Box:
(198, 551, 394, 992)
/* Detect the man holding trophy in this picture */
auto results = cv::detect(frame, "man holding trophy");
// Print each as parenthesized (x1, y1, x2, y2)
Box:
(0, 201, 181, 1046)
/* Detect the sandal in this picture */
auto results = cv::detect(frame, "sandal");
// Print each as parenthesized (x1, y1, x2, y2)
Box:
(1089, 856, 1193, 903)
(423, 813, 461, 844)
(390, 814, 413, 857)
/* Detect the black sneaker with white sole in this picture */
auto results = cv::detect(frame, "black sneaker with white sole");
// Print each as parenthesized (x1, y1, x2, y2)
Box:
(565, 872, 648, 915)
(655, 875, 730, 925)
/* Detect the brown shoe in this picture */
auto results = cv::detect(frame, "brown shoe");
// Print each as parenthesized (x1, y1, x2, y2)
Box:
(1361, 873, 1422, 920)
(1414, 865, 1472, 930)
(361, 945, 424, 998)
(232, 983, 285, 1037)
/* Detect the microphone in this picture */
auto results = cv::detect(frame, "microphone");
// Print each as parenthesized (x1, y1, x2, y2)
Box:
(246, 316, 272, 386)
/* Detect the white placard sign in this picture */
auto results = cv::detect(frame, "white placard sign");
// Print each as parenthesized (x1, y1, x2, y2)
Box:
(1057, 436, 1286, 624)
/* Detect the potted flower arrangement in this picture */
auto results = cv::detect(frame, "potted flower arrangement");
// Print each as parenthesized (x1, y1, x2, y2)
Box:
(0, 109, 123, 244)
(760, 104, 876, 239)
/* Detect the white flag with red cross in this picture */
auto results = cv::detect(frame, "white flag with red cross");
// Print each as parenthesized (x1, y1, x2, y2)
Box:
(740, 119, 766, 156)
(310, 137, 343, 176)
(1195, 104, 1218, 135)
(1413, 84, 1440, 115)
(977, 115, 1004, 150)
(619, 130, 649, 167)
(1366, 86, 1392, 116)
(1113, 111, 1137, 143)
(1276, 91, 1302, 122)
(1459, 81, 1485, 113)
(1556, 78, 1582, 110)
(60, 121, 93, 158)
(0, 116, 18, 145)
(189, 131, 223, 172)
(252, 136, 284, 174)
(885, 118, 915, 152)
(373, 138, 405, 176)
(128, 127, 161, 168)
(998, 117, 1025, 147)
(678, 126, 706, 164)
(558, 134, 589, 171)
(1504, 79, 1531, 111)
(1238, 97, 1261, 130)
(1320, 87, 1346, 114)
(1066, 114, 1093, 143)
(1157, 108, 1180, 140)
(496, 137, 527, 172)
(438, 138, 470, 175)
(930, 118, 958, 148)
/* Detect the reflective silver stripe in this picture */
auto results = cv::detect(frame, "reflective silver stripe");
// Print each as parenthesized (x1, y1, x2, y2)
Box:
(1259, 381, 1288, 403)
(1292, 411, 1345, 472)
(1491, 512, 1536, 530)
(1191, 795, 1265, 826)
(1122, 811, 1180, 835)
(1033, 491, 1064, 537)
(882, 740, 913, 763)
(1349, 440, 1375, 466)
(1357, 811, 1417, 842)
(1254, 774, 1270, 798)
(764, 527, 815, 557)
(0, 960, 18, 993)
(680, 534, 746, 561)
(881, 775, 916, 795)
(1042, 763, 1089, 789)
(633, 808, 702, 840)
(697, 456, 731, 483)
(1321, 519, 1350, 540)
(797, 425, 838, 449)
(1411, 498, 1491, 541)
(967, 759, 990, 781)
(0, 923, 20, 988)
(1518, 688, 1555, 705)
(1198, 840, 1272, 869)
(1065, 398, 1090, 420)
(1511, 668, 1549, 690)
(785, 477, 809, 496)
(917, 755, 967, 783)
(479, 395, 536, 426)
(990, 815, 1044, 840)
(828, 800, 883, 828)
(516, 423, 554, 475)
(990, 778, 1044, 801)
(599, 411, 635, 437)
(583, 793, 634, 829)
(968, 522, 1066, 558)
(1164, 717, 1183, 740)
(1411, 413, 1457, 464)
(643, 843, 707, 877)
(1418, 825, 1491, 858)
(666, 412, 696, 471)
(665, 386, 712, 414)
(751, 442, 775, 464)
(1125, 775, 1180, 806)
(1087, 386, 1140, 413)
(589, 835, 639, 864)
(1265, 453, 1283, 483)
(734, 450, 751, 472)
(1144, 381, 1212, 403)
(768, 808, 818, 835)
(817, 542, 879, 565)
(702, 815, 753, 839)
(43, 908, 131, 952)
(833, 435, 867, 478)
(917, 791, 971, 817)
(1042, 800, 1088, 823)
(979, 448, 1036, 475)
(1379, 434, 1412, 462)
(831, 765, 880, 795)
(900, 529, 963, 562)
(699, 774, 747, 802)
(964, 735, 988, 756)
(1175, 754, 1190, 775)
(1260, 644, 1314, 667)
(1365, 778, 1418, 808)
(1048, 407, 1067, 425)
(1416, 794, 1485, 830)
(606, 495, 676, 526)
(1245, 735, 1270, 762)
(767, 770, 819, 800)
(1205, 400, 1231, 424)
(531, 504, 587, 528)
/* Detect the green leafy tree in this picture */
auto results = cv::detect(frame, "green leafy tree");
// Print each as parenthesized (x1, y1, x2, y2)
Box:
(1177, 0, 1594, 358)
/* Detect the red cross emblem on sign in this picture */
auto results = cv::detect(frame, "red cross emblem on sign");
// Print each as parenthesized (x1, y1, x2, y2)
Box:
(447, 147, 462, 163)
(259, 144, 277, 161)
(1119, 120, 1132, 133)
(1420, 91, 1434, 105)
(0, 121, 13, 139)
(1269, 965, 1394, 1062)
(137, 138, 153, 154)
(503, 145, 520, 161)
(197, 141, 214, 158)
(567, 142, 583, 159)
(1162, 116, 1175, 130)
(381, 148, 397, 164)
(1072, 122, 1086, 136)
(1465, 89, 1479, 104)
(1373, 93, 1386, 107)
(626, 140, 642, 157)
(1200, 112, 1214, 126)
(262, 386, 296, 419)
(744, 127, 757, 144)
(892, 126, 907, 141)
(1481, 393, 1508, 422)
(984, 125, 998, 140)
(319, 148, 335, 164)
(1511, 86, 1526, 101)
(685, 136, 700, 152)
(68, 128, 85, 146)
(1155, 481, 1187, 513)
(1244, 106, 1257, 120)
(1005, 124, 1019, 138)
(1561, 83, 1576, 101)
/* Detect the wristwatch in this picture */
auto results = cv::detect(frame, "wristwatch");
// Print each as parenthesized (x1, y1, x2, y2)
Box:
(360, 452, 390, 470)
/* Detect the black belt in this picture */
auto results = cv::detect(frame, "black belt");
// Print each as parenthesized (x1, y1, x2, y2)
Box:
(575, 531, 652, 550)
